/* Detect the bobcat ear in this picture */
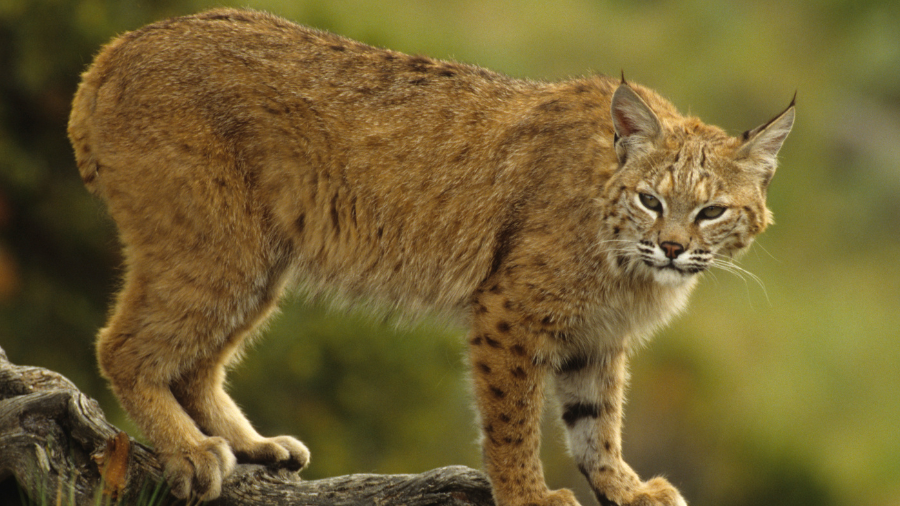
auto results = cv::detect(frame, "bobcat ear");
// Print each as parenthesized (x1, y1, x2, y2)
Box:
(736, 95, 796, 186)
(611, 83, 663, 165)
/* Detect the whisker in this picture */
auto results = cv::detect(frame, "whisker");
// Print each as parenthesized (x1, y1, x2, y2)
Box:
(712, 253, 763, 276)
(710, 259, 762, 286)
(709, 257, 770, 306)
(752, 241, 780, 263)
(705, 268, 722, 287)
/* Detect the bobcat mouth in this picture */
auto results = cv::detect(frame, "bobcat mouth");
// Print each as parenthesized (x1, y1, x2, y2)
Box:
(644, 259, 685, 273)
(643, 258, 707, 276)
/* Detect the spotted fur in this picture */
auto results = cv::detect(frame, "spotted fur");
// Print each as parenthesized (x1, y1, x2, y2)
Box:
(68, 8, 794, 505)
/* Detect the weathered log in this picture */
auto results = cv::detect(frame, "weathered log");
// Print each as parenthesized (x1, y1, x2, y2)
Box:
(0, 345, 494, 505)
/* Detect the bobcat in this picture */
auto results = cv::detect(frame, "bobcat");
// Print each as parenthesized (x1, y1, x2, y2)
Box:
(68, 8, 794, 506)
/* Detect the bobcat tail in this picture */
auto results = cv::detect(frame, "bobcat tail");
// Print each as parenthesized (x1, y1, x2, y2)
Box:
(67, 71, 104, 196)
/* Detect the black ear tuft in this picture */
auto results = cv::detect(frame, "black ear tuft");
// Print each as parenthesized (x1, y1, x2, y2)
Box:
(737, 98, 795, 162)
(736, 97, 796, 187)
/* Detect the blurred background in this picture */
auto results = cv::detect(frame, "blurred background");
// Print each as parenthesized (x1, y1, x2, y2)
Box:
(1, 1, 898, 505)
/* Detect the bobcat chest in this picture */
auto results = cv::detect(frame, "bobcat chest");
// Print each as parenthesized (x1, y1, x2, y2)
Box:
(584, 276, 697, 352)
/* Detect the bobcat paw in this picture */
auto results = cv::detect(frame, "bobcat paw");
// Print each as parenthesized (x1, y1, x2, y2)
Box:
(162, 436, 236, 500)
(634, 477, 687, 506)
(495, 488, 580, 506)
(596, 477, 687, 506)
(234, 435, 310, 470)
(535, 488, 580, 506)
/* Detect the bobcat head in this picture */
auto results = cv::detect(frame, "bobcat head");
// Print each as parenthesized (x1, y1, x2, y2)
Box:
(602, 83, 795, 286)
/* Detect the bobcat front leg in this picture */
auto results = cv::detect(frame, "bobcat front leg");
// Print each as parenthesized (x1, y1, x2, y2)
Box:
(554, 348, 687, 506)
(469, 288, 579, 506)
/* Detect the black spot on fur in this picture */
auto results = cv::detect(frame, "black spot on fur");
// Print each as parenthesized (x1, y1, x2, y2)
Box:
(295, 214, 305, 234)
(537, 98, 567, 113)
(499, 413, 511, 423)
(330, 195, 340, 235)
(201, 11, 254, 23)
(511, 344, 526, 356)
(489, 386, 506, 399)
(577, 464, 591, 481)
(595, 491, 619, 506)
(497, 321, 511, 333)
(470, 336, 483, 346)
(487, 220, 518, 282)
(329, 44, 346, 52)
(477, 362, 492, 374)
(511, 366, 527, 379)
(484, 336, 502, 348)
(552, 331, 570, 342)
(556, 354, 589, 374)
(562, 403, 601, 427)
(408, 55, 431, 72)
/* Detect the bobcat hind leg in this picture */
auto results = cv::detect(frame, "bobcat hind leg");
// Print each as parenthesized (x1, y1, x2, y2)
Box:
(171, 294, 310, 471)
(98, 249, 307, 499)
(97, 270, 237, 500)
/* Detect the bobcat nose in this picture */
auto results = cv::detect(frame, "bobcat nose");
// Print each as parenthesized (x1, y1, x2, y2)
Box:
(660, 241, 685, 259)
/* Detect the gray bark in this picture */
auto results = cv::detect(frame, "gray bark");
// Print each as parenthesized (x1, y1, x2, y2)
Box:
(0, 345, 494, 505)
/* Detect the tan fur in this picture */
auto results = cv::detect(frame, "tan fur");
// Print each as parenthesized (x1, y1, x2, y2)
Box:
(68, 8, 794, 505)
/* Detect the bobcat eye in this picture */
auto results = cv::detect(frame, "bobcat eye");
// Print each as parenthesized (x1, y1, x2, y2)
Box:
(638, 193, 663, 213)
(697, 205, 726, 221)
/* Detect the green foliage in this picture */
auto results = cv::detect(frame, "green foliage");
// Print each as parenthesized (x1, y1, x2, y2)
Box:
(2, 1, 899, 505)
(9, 473, 169, 506)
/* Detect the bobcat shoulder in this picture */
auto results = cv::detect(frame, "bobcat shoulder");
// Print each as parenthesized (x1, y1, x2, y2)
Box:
(68, 8, 794, 505)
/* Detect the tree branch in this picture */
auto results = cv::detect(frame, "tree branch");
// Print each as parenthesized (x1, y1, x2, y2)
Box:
(0, 345, 494, 505)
